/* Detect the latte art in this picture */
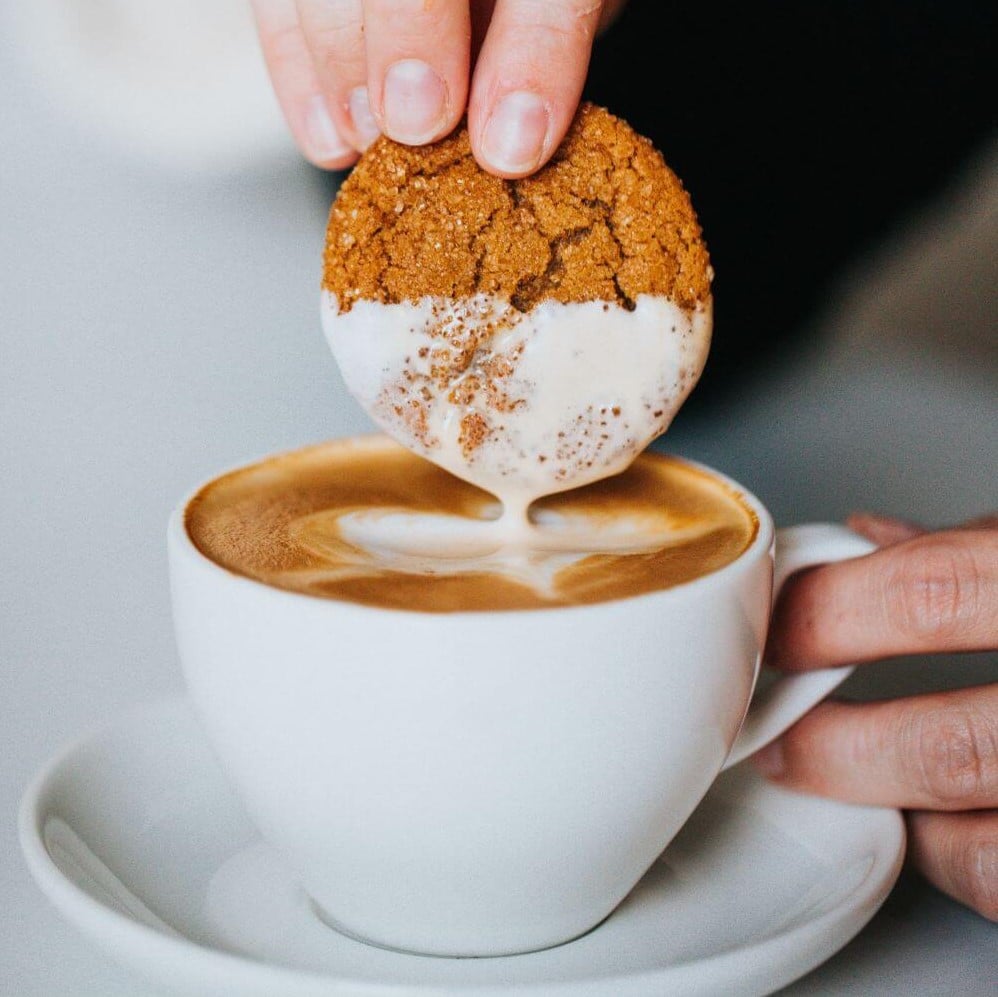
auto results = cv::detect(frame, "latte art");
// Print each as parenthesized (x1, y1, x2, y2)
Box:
(186, 437, 757, 612)
(291, 506, 719, 600)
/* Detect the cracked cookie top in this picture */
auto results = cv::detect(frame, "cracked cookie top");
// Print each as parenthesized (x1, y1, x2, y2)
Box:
(322, 103, 711, 315)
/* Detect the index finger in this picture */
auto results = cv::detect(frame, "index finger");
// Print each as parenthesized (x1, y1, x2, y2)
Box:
(767, 526, 998, 672)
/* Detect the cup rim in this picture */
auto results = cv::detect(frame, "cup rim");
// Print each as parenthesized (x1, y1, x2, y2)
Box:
(169, 434, 775, 619)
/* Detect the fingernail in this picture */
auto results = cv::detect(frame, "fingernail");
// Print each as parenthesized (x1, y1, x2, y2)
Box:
(348, 86, 380, 150)
(481, 91, 549, 174)
(304, 95, 351, 162)
(750, 740, 786, 779)
(382, 59, 448, 144)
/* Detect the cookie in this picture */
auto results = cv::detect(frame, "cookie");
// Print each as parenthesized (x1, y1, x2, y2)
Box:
(321, 104, 713, 511)
(323, 103, 711, 314)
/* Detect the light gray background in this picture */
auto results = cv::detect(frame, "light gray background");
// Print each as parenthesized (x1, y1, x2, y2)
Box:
(1, 8, 995, 995)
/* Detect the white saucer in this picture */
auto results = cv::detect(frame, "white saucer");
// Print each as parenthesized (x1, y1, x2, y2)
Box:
(20, 698, 905, 997)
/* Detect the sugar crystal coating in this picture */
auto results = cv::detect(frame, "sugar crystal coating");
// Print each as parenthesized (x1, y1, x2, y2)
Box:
(322, 103, 712, 314)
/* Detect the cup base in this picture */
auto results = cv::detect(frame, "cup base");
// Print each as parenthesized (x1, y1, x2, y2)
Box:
(309, 896, 611, 959)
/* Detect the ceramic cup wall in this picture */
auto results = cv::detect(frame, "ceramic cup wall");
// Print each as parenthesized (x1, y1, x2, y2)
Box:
(169, 442, 874, 957)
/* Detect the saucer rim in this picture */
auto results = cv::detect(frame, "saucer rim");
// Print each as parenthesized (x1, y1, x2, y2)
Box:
(19, 698, 906, 997)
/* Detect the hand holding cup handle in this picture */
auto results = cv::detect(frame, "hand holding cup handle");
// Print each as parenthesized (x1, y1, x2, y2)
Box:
(723, 524, 877, 769)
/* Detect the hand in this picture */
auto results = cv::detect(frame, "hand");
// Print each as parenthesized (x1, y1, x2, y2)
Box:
(250, 0, 627, 174)
(752, 512, 998, 920)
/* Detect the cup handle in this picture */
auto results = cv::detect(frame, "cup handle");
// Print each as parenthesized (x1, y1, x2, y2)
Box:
(722, 523, 877, 770)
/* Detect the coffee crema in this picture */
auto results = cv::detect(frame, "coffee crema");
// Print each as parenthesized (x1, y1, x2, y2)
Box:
(185, 437, 757, 613)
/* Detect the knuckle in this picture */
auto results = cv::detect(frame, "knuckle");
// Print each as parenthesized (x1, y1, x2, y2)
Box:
(316, 47, 366, 84)
(298, 16, 365, 83)
(366, 0, 457, 34)
(961, 830, 998, 922)
(307, 17, 365, 60)
(510, 0, 601, 42)
(884, 539, 982, 644)
(905, 705, 998, 807)
(368, 0, 434, 13)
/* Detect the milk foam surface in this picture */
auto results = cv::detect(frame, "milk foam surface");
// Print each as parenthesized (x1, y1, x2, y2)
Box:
(323, 292, 711, 530)
(185, 439, 757, 613)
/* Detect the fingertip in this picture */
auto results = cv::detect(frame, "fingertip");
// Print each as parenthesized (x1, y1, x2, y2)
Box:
(360, 0, 470, 147)
(845, 511, 880, 534)
(375, 59, 448, 145)
(305, 148, 361, 171)
(763, 636, 802, 674)
(749, 739, 787, 780)
(473, 90, 552, 177)
(348, 86, 381, 151)
(756, 700, 858, 797)
(302, 94, 358, 169)
(764, 572, 824, 673)
(468, 0, 601, 176)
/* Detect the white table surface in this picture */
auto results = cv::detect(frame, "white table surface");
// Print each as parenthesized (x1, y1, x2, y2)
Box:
(2, 12, 995, 995)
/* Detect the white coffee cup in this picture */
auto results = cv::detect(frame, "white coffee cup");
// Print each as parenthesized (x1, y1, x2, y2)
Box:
(168, 446, 874, 957)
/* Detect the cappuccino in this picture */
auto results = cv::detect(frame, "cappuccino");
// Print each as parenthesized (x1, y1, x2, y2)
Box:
(186, 436, 757, 612)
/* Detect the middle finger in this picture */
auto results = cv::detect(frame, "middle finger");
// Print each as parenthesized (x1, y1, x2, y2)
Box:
(363, 0, 472, 146)
(767, 526, 998, 672)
